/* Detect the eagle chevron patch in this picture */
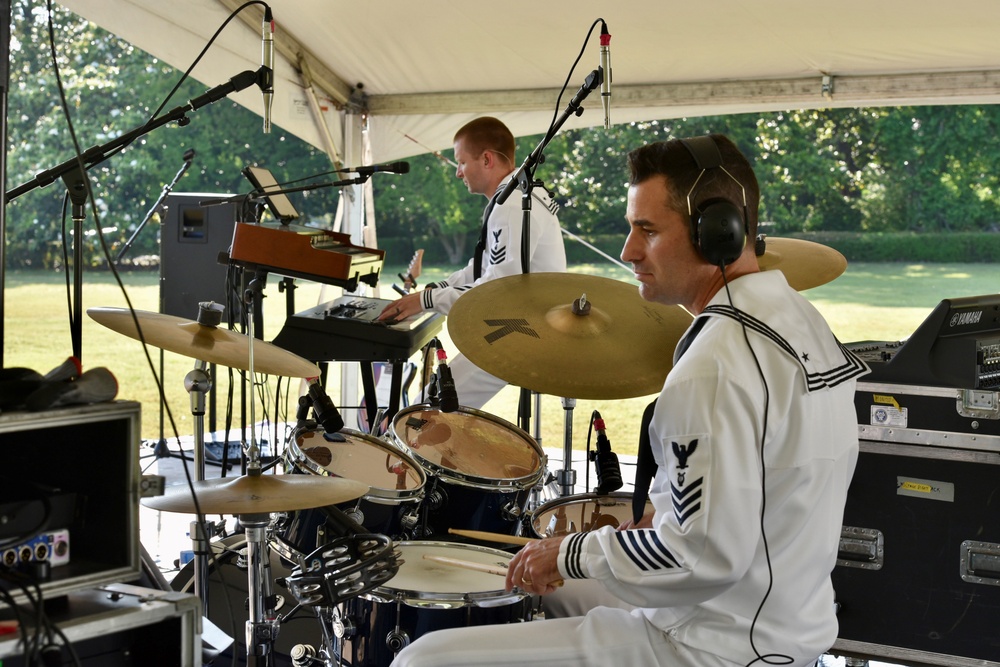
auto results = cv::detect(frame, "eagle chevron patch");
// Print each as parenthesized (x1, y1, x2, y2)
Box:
(669, 436, 707, 531)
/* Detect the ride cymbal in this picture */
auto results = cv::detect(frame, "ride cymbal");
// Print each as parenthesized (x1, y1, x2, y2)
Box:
(448, 273, 692, 400)
(142, 473, 369, 514)
(88, 307, 319, 378)
(755, 236, 847, 291)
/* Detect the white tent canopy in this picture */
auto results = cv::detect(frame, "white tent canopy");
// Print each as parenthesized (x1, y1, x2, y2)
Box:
(56, 0, 1000, 164)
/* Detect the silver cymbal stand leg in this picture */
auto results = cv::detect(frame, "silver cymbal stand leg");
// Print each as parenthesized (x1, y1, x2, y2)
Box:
(185, 358, 217, 617)
(242, 512, 280, 666)
(526, 392, 546, 513)
(557, 397, 577, 497)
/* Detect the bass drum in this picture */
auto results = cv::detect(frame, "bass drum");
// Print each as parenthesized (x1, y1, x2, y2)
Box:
(389, 404, 543, 538)
(171, 534, 325, 666)
(527, 492, 653, 538)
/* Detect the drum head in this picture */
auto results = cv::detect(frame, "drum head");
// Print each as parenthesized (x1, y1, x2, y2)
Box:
(368, 541, 525, 609)
(530, 492, 650, 538)
(389, 405, 542, 488)
(287, 427, 425, 503)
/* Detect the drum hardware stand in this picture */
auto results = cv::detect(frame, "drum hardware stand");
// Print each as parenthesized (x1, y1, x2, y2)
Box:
(185, 302, 236, 615)
(556, 396, 578, 497)
(240, 510, 282, 666)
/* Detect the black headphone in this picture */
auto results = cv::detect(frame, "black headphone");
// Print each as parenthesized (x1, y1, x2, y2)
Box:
(679, 136, 749, 267)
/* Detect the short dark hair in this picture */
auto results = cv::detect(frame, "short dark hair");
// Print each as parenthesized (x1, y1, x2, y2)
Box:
(453, 117, 516, 165)
(626, 134, 760, 238)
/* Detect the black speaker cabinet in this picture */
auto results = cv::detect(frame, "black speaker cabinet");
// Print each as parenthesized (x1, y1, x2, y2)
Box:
(0, 402, 141, 607)
(832, 382, 1000, 666)
(160, 192, 239, 320)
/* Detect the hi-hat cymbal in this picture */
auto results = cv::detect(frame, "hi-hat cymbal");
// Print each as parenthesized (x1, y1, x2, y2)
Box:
(142, 473, 369, 514)
(448, 273, 692, 400)
(756, 237, 847, 291)
(88, 307, 319, 378)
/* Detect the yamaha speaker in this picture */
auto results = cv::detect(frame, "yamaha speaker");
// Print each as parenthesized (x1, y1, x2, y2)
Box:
(159, 193, 239, 320)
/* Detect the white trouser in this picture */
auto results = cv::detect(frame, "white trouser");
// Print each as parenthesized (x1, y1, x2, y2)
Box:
(389, 604, 734, 667)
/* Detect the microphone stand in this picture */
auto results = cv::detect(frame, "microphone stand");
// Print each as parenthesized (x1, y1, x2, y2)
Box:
(199, 173, 374, 211)
(5, 67, 269, 362)
(115, 149, 195, 265)
(496, 68, 602, 494)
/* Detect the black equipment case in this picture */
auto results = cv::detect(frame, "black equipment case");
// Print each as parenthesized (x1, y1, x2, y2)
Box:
(831, 380, 1000, 666)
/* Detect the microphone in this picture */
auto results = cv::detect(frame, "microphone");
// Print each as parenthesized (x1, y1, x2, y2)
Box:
(307, 381, 345, 433)
(436, 348, 460, 413)
(295, 395, 311, 424)
(260, 6, 275, 134)
(339, 161, 411, 176)
(182, 148, 196, 163)
(600, 21, 612, 129)
(592, 412, 623, 494)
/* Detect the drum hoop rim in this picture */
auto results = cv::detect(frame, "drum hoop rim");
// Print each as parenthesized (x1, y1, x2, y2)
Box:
(387, 404, 544, 487)
(286, 426, 428, 499)
(366, 540, 527, 605)
(528, 491, 651, 538)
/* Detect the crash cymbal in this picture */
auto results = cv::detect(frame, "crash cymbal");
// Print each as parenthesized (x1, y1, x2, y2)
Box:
(448, 273, 692, 400)
(88, 307, 319, 378)
(756, 236, 846, 291)
(142, 473, 369, 514)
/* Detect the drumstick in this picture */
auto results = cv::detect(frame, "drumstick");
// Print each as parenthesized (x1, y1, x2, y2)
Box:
(422, 554, 564, 588)
(422, 554, 508, 577)
(448, 528, 537, 546)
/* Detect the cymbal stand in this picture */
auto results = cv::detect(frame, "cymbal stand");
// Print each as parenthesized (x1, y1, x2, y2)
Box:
(240, 511, 281, 666)
(185, 358, 217, 615)
(240, 277, 281, 665)
(556, 397, 577, 497)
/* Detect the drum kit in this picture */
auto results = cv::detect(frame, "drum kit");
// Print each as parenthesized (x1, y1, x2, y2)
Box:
(86, 237, 846, 667)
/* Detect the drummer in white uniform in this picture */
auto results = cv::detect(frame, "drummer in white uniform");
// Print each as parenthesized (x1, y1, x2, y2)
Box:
(377, 117, 567, 409)
(391, 134, 868, 666)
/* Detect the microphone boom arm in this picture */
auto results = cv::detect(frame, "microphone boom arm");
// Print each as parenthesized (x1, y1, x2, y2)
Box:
(5, 68, 264, 202)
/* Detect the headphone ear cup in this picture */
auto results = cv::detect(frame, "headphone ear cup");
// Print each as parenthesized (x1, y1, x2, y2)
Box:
(695, 199, 746, 267)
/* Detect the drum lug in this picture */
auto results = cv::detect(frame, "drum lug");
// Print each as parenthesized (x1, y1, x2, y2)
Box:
(426, 486, 447, 511)
(501, 501, 522, 522)
(332, 614, 357, 639)
(399, 509, 420, 532)
(385, 628, 410, 654)
(344, 507, 366, 526)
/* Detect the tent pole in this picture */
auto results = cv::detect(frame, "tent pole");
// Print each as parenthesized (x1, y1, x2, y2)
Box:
(0, 0, 9, 368)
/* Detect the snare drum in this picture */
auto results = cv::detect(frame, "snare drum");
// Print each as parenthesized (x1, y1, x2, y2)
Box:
(275, 426, 426, 560)
(340, 541, 531, 666)
(527, 492, 652, 539)
(389, 405, 543, 537)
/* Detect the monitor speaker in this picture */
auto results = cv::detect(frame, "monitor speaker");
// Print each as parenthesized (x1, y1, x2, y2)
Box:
(159, 193, 239, 320)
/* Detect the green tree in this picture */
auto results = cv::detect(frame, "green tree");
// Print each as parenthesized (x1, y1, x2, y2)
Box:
(6, 1, 339, 269)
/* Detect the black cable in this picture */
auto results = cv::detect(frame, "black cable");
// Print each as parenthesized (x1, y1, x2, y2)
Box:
(584, 410, 598, 493)
(717, 267, 791, 667)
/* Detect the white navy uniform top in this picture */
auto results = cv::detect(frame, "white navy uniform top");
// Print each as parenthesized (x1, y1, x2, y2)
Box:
(557, 270, 869, 665)
(420, 171, 566, 314)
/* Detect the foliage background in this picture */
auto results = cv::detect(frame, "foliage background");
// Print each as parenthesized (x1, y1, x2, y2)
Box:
(5, 2, 1000, 272)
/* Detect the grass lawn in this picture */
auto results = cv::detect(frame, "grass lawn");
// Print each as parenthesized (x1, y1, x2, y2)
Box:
(2, 261, 995, 457)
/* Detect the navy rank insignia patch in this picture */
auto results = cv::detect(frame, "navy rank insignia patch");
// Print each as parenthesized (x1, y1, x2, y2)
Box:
(670, 437, 704, 530)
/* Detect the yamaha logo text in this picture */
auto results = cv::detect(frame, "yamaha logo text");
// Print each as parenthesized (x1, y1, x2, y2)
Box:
(949, 310, 983, 327)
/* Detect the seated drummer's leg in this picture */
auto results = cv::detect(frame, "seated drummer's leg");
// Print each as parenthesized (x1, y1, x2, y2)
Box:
(540, 578, 637, 618)
(391, 607, 683, 667)
(446, 353, 507, 410)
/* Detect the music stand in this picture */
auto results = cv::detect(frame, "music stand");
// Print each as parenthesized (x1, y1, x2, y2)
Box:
(242, 165, 300, 224)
